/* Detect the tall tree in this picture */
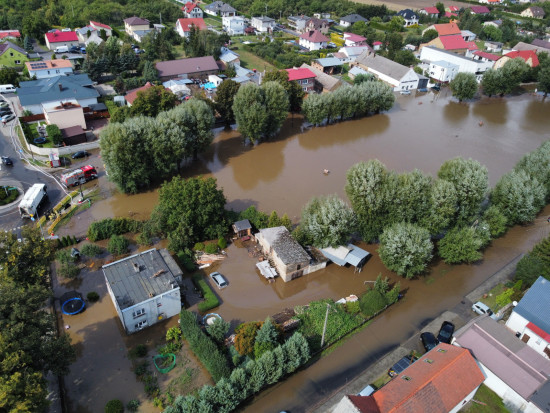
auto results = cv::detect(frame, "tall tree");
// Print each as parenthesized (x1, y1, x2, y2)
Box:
(130, 85, 178, 118)
(215, 79, 240, 126)
(481, 69, 505, 97)
(0, 68, 20, 87)
(438, 226, 484, 264)
(449, 72, 478, 102)
(263, 70, 305, 113)
(261, 81, 289, 137)
(254, 318, 280, 359)
(537, 66, 550, 97)
(233, 82, 268, 144)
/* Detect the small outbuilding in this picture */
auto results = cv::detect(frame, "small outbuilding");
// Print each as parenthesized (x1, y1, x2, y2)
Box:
(320, 244, 370, 272)
(102, 248, 183, 334)
(232, 219, 252, 238)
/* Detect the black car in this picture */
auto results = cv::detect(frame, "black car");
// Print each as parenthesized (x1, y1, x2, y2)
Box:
(69, 45, 80, 53)
(0, 107, 12, 114)
(1, 156, 13, 166)
(420, 332, 439, 352)
(72, 151, 90, 159)
(437, 321, 455, 344)
(388, 354, 418, 377)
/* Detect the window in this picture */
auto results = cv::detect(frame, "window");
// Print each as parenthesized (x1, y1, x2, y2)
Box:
(15, 60, 20, 65)
(135, 320, 148, 330)
(133, 308, 145, 318)
(544, 346, 550, 358)
(9, 52, 13, 56)
(55, 69, 60, 73)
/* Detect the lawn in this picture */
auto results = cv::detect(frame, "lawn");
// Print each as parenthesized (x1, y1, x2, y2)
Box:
(463, 384, 510, 413)
(480, 283, 507, 311)
(232, 42, 275, 71)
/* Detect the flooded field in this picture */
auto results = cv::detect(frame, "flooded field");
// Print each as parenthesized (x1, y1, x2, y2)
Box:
(59, 90, 550, 412)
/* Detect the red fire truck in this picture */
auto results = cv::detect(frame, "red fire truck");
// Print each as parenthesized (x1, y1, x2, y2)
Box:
(60, 165, 98, 187)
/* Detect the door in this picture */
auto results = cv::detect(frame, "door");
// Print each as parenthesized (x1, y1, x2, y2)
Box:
(521, 333, 530, 344)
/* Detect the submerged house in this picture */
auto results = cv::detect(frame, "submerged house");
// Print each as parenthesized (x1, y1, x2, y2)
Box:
(320, 244, 370, 272)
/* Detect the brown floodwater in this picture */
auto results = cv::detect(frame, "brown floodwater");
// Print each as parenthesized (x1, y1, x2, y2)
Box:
(71, 90, 550, 412)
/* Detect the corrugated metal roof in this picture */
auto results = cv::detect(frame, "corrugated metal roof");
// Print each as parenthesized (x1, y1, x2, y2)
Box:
(346, 244, 370, 267)
(233, 219, 252, 232)
(17, 74, 99, 106)
(315, 57, 342, 67)
(513, 276, 550, 335)
(102, 248, 181, 310)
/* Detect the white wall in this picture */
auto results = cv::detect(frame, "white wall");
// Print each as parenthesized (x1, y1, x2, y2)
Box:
(299, 38, 326, 51)
(121, 288, 180, 334)
(429, 63, 459, 82)
(33, 67, 74, 79)
(26, 139, 100, 156)
(23, 97, 98, 115)
(506, 311, 528, 334)
(420, 46, 493, 82)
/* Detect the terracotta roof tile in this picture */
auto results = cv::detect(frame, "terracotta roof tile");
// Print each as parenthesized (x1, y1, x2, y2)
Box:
(503, 50, 539, 67)
(285, 67, 316, 81)
(434, 22, 461, 36)
(299, 30, 329, 43)
(45, 30, 78, 43)
(439, 34, 469, 50)
(177, 18, 207, 32)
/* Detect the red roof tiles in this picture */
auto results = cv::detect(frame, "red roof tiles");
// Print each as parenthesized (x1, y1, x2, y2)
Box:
(285, 67, 316, 81)
(439, 34, 469, 50)
(183, 2, 200, 13)
(45, 30, 78, 43)
(473, 51, 499, 61)
(299, 30, 329, 43)
(470, 6, 490, 14)
(125, 82, 154, 105)
(177, 18, 207, 32)
(424, 6, 439, 14)
(503, 50, 539, 67)
(434, 22, 461, 36)
(90, 21, 112, 30)
(0, 30, 21, 40)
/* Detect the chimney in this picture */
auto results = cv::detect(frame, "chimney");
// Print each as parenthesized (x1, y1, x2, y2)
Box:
(133, 262, 140, 272)
(58, 83, 63, 91)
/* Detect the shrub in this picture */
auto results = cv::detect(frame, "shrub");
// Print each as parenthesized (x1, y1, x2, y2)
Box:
(218, 237, 227, 249)
(206, 317, 231, 344)
(56, 249, 75, 264)
(108, 235, 129, 255)
(134, 361, 149, 376)
(204, 243, 218, 254)
(87, 217, 142, 241)
(177, 249, 196, 272)
(81, 243, 103, 257)
(193, 274, 220, 312)
(359, 289, 388, 318)
(126, 400, 140, 412)
(58, 262, 80, 279)
(72, 235, 78, 245)
(345, 300, 361, 314)
(496, 288, 515, 308)
(194, 242, 205, 251)
(130, 344, 148, 358)
(105, 399, 124, 413)
(166, 326, 182, 342)
(234, 321, 263, 357)
(87, 291, 100, 302)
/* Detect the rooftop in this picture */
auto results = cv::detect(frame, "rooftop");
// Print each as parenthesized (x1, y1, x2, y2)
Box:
(397, 9, 418, 19)
(177, 18, 207, 32)
(45, 30, 78, 43)
(300, 30, 329, 43)
(61, 125, 86, 138)
(258, 226, 310, 265)
(356, 51, 413, 81)
(433, 22, 461, 36)
(183, 2, 200, 13)
(300, 63, 343, 91)
(26, 59, 73, 71)
(439, 34, 469, 50)
(0, 30, 21, 39)
(155, 56, 219, 78)
(340, 14, 368, 23)
(125, 82, 154, 105)
(513, 276, 550, 335)
(423, 6, 439, 14)
(17, 74, 99, 106)
(42, 99, 81, 112)
(90, 21, 112, 30)
(470, 5, 490, 13)
(343, 32, 367, 43)
(285, 67, 316, 81)
(314, 57, 342, 67)
(502, 50, 539, 67)
(0, 40, 26, 57)
(233, 219, 252, 232)
(124, 16, 150, 25)
(473, 51, 499, 61)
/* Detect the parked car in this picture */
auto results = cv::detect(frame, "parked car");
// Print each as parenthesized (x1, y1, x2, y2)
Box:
(0, 101, 9, 108)
(1, 114, 15, 123)
(472, 301, 494, 316)
(357, 384, 377, 396)
(71, 151, 90, 159)
(400, 90, 412, 95)
(0, 109, 12, 116)
(420, 332, 439, 352)
(388, 354, 418, 377)
(1, 156, 13, 165)
(437, 321, 455, 344)
(69, 45, 80, 53)
(209, 271, 228, 289)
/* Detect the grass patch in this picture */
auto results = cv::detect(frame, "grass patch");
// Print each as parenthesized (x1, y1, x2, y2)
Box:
(192, 273, 220, 312)
(232, 43, 275, 71)
(0, 187, 19, 205)
(372, 374, 392, 390)
(480, 283, 507, 311)
(463, 384, 509, 413)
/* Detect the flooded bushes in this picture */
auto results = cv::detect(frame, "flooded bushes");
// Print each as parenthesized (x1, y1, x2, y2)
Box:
(80, 243, 103, 257)
(107, 235, 129, 255)
(87, 217, 142, 242)
(192, 274, 220, 312)
(179, 310, 231, 382)
(105, 399, 124, 413)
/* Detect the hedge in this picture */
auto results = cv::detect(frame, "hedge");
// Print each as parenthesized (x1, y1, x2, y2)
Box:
(87, 217, 143, 241)
(179, 310, 231, 382)
(53, 190, 79, 213)
(192, 273, 220, 312)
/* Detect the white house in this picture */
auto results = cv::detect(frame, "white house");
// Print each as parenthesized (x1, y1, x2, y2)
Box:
(287, 15, 310, 32)
(506, 277, 550, 359)
(44, 30, 79, 51)
(420, 46, 494, 82)
(102, 248, 183, 334)
(222, 15, 245, 35)
(336, 46, 373, 63)
(339, 14, 368, 28)
(182, 2, 203, 19)
(354, 50, 425, 91)
(397, 9, 419, 27)
(454, 316, 550, 413)
(204, 1, 236, 17)
(343, 32, 367, 47)
(176, 18, 207, 38)
(90, 21, 112, 37)
(25, 59, 73, 79)
(251, 16, 276, 33)
(428, 60, 459, 82)
(299, 30, 329, 51)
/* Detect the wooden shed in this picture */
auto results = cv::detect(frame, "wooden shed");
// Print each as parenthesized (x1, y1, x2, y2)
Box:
(232, 219, 252, 238)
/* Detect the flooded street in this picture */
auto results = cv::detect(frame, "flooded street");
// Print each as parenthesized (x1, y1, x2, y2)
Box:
(64, 90, 550, 412)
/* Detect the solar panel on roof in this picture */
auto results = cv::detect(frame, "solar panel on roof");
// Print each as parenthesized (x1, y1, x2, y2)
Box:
(30, 62, 48, 69)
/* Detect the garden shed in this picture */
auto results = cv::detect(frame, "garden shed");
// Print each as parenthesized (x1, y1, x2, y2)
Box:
(320, 244, 370, 272)
(232, 219, 252, 238)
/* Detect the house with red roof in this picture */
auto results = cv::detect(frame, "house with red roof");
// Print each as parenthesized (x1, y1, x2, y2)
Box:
(494, 50, 539, 69)
(182, 2, 203, 19)
(90, 21, 112, 36)
(444, 11, 458, 18)
(0, 30, 21, 40)
(285, 67, 316, 92)
(423, 22, 461, 37)
(472, 51, 499, 64)
(299, 30, 329, 51)
(373, 41, 382, 51)
(44, 30, 79, 51)
(176, 18, 207, 38)
(343, 32, 367, 47)
(419, 6, 439, 18)
(333, 343, 485, 413)
(446, 5, 460, 12)
(469, 6, 491, 15)
(424, 34, 469, 54)
(125, 82, 155, 106)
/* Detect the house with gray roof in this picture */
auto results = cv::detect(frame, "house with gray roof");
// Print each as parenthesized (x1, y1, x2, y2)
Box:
(255, 226, 311, 282)
(506, 276, 550, 359)
(311, 57, 343, 74)
(155, 56, 219, 81)
(339, 14, 368, 28)
(453, 315, 550, 412)
(102, 248, 183, 334)
(397, 9, 419, 27)
(16, 74, 99, 115)
(300, 63, 344, 92)
(205, 1, 236, 17)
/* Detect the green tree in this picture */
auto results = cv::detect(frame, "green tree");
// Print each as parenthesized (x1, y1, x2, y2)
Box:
(254, 318, 280, 359)
(482, 205, 508, 238)
(267, 210, 281, 227)
(23, 35, 32, 51)
(353, 73, 373, 84)
(449, 72, 478, 102)
(481, 69, 505, 97)
(233, 82, 268, 144)
(110, 105, 131, 123)
(300, 195, 356, 248)
(130, 85, 178, 118)
(537, 66, 550, 97)
(0, 67, 20, 87)
(482, 25, 503, 42)
(393, 50, 417, 67)
(262, 81, 289, 137)
(514, 253, 546, 286)
(206, 318, 230, 344)
(384, 32, 403, 60)
(515, 141, 550, 199)
(107, 234, 129, 255)
(388, 16, 405, 32)
(142, 60, 159, 83)
(421, 179, 457, 235)
(239, 205, 269, 230)
(438, 226, 484, 264)
(435, 2, 445, 16)
(215, 79, 240, 126)
(438, 157, 488, 226)
(421, 29, 439, 43)
(501, 58, 529, 93)
(263, 70, 305, 113)
(378, 222, 433, 278)
(234, 321, 263, 357)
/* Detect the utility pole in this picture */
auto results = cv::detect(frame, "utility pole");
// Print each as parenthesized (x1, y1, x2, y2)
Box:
(320, 303, 331, 348)
(265, 4, 268, 16)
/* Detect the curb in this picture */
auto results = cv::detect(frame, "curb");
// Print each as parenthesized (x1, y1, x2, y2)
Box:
(0, 185, 23, 212)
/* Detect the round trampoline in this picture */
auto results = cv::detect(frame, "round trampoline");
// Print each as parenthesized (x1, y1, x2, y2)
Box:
(203, 313, 222, 326)
(60, 291, 85, 315)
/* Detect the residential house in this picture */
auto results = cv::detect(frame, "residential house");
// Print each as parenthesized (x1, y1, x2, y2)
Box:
(469, 6, 491, 15)
(494, 50, 539, 69)
(348, 65, 371, 81)
(337, 45, 374, 63)
(453, 316, 550, 412)
(521, 7, 545, 18)
(44, 30, 79, 51)
(299, 30, 329, 51)
(222, 16, 246, 35)
(251, 16, 276, 33)
(483, 19, 502, 29)
(334, 343, 485, 413)
(176, 18, 207, 38)
(419, 6, 440, 18)
(446, 6, 460, 13)
(288, 15, 311, 32)
(155, 56, 219, 81)
(354, 51, 426, 91)
(90, 21, 112, 36)
(103, 248, 183, 334)
(531, 39, 550, 51)
(472, 51, 499, 64)
(182, 2, 203, 18)
(25, 59, 73, 79)
(506, 277, 550, 359)
(300, 63, 344, 93)
(0, 41, 28, 68)
(428, 60, 459, 82)
(255, 226, 311, 282)
(311, 57, 343, 74)
(461, 30, 477, 42)
(232, 219, 252, 238)
(397, 9, 419, 27)
(512, 41, 550, 54)
(76, 26, 96, 43)
(305, 18, 329, 34)
(17, 74, 99, 114)
(339, 14, 368, 28)
(485, 40, 503, 52)
(124, 16, 151, 40)
(314, 13, 331, 19)
(420, 46, 494, 81)
(343, 32, 366, 47)
(285, 67, 316, 92)
(204, 1, 236, 17)
(372, 41, 382, 51)
(423, 22, 461, 37)
(124, 82, 154, 106)
(0, 30, 21, 40)
(84, 31, 104, 47)
(444, 11, 458, 18)
(423, 34, 469, 54)
(42, 99, 86, 129)
(60, 126, 87, 145)
(219, 47, 240, 68)
(320, 244, 370, 272)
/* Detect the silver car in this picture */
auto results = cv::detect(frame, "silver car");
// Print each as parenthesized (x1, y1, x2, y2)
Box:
(472, 301, 499, 320)
(209, 272, 228, 289)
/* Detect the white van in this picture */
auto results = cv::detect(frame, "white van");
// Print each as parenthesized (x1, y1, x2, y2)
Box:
(0, 84, 16, 93)
(54, 46, 69, 54)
